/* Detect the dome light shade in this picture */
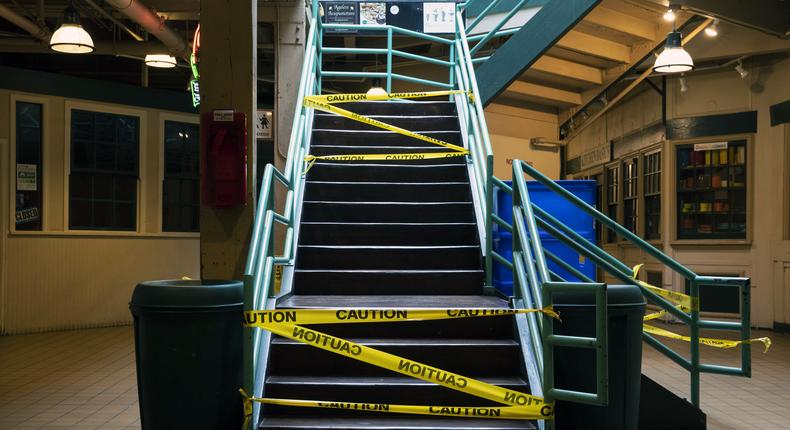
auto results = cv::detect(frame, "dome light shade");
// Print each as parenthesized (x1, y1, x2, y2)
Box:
(366, 86, 388, 97)
(145, 54, 178, 68)
(49, 6, 94, 54)
(653, 31, 694, 74)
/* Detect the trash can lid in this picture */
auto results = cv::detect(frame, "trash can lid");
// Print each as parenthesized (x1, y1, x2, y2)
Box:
(130, 280, 243, 310)
(553, 284, 646, 307)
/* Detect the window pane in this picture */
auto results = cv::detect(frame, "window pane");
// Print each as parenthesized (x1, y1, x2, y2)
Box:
(15, 102, 43, 231)
(677, 141, 747, 239)
(69, 109, 139, 231)
(163, 121, 200, 232)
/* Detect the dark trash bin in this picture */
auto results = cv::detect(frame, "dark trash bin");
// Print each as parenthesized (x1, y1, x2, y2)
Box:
(553, 284, 645, 430)
(130, 280, 244, 430)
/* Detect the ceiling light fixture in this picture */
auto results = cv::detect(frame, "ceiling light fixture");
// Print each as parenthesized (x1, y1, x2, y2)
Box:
(653, 31, 694, 73)
(704, 19, 719, 37)
(366, 78, 387, 97)
(734, 61, 749, 79)
(663, 5, 678, 22)
(49, 4, 94, 54)
(145, 54, 177, 68)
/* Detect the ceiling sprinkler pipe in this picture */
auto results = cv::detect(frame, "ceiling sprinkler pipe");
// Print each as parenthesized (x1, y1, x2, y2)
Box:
(103, 0, 188, 58)
(0, 3, 50, 41)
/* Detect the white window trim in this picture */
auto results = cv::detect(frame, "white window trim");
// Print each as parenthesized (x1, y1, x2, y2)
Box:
(159, 112, 200, 236)
(9, 93, 50, 233)
(63, 100, 147, 234)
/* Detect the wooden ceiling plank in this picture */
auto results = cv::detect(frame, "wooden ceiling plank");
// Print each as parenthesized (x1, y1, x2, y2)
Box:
(583, 6, 657, 41)
(531, 55, 604, 85)
(506, 81, 582, 106)
(556, 30, 631, 63)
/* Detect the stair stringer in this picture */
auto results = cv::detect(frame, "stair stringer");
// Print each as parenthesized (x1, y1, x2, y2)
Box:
(453, 93, 488, 262)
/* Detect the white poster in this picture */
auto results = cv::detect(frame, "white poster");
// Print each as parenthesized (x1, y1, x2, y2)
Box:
(256, 109, 273, 139)
(423, 2, 456, 34)
(16, 163, 37, 191)
(360, 3, 386, 25)
(694, 142, 728, 151)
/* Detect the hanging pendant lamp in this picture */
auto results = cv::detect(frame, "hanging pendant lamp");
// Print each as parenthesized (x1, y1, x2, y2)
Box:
(653, 31, 694, 73)
(49, 4, 94, 54)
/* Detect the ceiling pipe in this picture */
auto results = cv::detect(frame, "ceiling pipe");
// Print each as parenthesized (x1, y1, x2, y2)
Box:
(0, 3, 50, 41)
(82, 0, 144, 42)
(103, 0, 188, 59)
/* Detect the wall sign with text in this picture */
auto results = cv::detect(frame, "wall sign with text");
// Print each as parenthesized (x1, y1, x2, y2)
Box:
(321, 1, 462, 34)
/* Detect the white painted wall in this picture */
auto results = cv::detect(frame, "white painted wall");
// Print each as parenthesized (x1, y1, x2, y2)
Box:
(0, 89, 200, 334)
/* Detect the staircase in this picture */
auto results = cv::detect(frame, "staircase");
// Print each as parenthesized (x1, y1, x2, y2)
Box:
(257, 100, 536, 430)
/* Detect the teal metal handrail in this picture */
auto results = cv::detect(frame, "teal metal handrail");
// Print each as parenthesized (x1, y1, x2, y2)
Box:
(242, 2, 321, 428)
(494, 160, 754, 408)
(511, 161, 609, 410)
(320, 23, 454, 92)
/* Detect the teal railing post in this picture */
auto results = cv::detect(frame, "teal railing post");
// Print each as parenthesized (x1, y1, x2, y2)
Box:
(485, 154, 494, 286)
(690, 277, 700, 406)
(386, 27, 393, 92)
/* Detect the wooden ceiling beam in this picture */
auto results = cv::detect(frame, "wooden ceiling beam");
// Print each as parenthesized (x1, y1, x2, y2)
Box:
(583, 6, 657, 41)
(556, 30, 631, 64)
(505, 81, 582, 107)
(532, 55, 604, 85)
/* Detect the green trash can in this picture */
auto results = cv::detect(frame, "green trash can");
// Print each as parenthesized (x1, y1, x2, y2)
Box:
(553, 284, 645, 430)
(130, 280, 243, 430)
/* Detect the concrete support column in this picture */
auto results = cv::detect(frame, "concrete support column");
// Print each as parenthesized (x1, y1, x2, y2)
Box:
(199, 0, 257, 280)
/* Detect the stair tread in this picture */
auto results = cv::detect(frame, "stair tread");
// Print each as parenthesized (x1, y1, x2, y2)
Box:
(278, 295, 509, 309)
(259, 417, 535, 429)
(271, 338, 518, 346)
(304, 201, 472, 205)
(301, 222, 476, 225)
(266, 375, 526, 385)
(313, 129, 460, 133)
(294, 269, 482, 273)
(305, 181, 469, 185)
(299, 245, 479, 249)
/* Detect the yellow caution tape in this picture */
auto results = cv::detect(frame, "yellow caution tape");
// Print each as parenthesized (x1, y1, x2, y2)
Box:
(241, 307, 558, 423)
(632, 265, 771, 351)
(251, 321, 553, 418)
(302, 152, 467, 174)
(243, 307, 559, 327)
(302, 90, 472, 172)
(643, 324, 772, 353)
(307, 89, 471, 104)
(303, 97, 468, 153)
(241, 394, 542, 420)
(632, 264, 696, 315)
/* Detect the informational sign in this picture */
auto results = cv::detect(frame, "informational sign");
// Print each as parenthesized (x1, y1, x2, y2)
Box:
(321, 1, 462, 34)
(15, 207, 39, 224)
(190, 79, 201, 107)
(360, 2, 386, 25)
(694, 141, 728, 151)
(16, 163, 37, 191)
(579, 144, 611, 170)
(324, 2, 358, 32)
(213, 109, 235, 122)
(256, 110, 273, 139)
(423, 2, 456, 33)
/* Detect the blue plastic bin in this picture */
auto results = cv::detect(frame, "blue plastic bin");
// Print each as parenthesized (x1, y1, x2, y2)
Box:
(492, 180, 597, 294)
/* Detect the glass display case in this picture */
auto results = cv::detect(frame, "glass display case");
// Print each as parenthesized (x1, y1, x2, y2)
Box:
(677, 140, 747, 239)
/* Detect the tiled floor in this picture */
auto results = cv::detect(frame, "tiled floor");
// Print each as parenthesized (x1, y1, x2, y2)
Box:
(642, 324, 790, 430)
(0, 323, 788, 429)
(0, 327, 139, 429)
